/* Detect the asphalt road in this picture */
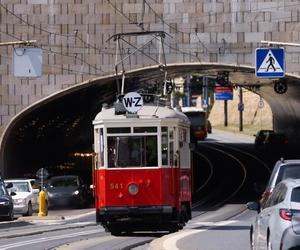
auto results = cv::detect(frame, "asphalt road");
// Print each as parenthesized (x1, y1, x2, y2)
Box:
(0, 130, 297, 250)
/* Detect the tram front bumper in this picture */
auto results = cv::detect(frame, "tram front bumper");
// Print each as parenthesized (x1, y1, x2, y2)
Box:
(97, 205, 174, 223)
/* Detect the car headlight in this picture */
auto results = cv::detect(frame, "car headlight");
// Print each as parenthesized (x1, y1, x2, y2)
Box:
(128, 183, 139, 195)
(72, 190, 79, 195)
(14, 199, 26, 205)
(0, 201, 9, 206)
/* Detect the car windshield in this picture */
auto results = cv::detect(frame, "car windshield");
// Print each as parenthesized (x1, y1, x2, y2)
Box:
(7, 182, 30, 192)
(276, 165, 300, 185)
(49, 178, 78, 187)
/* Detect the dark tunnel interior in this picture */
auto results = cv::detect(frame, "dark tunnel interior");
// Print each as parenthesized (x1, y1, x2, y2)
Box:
(4, 82, 118, 185)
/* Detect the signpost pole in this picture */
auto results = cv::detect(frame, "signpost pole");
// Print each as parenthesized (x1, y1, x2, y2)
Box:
(239, 87, 243, 131)
(224, 100, 228, 127)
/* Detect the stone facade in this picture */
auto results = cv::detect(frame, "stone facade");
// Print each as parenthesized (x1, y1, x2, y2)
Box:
(0, 0, 299, 132)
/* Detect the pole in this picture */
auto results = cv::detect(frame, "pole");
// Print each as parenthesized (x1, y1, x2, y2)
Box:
(186, 74, 191, 106)
(239, 87, 243, 131)
(224, 100, 228, 127)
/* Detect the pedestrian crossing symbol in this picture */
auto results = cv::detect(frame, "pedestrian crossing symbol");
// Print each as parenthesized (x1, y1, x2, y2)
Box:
(256, 48, 285, 78)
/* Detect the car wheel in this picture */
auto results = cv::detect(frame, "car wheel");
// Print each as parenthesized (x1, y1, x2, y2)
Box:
(24, 202, 33, 216)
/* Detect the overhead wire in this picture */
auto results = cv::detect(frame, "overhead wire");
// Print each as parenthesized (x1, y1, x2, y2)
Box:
(1, 0, 300, 68)
(0, 30, 109, 75)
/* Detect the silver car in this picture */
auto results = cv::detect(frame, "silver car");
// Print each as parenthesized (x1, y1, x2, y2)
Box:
(4, 179, 40, 216)
(260, 159, 300, 208)
(247, 179, 300, 250)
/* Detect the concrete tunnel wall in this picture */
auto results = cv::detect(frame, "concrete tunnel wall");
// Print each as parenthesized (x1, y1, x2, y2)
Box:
(1, 63, 300, 178)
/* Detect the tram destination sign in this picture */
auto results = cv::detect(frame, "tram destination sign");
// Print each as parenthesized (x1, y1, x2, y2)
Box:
(122, 92, 144, 113)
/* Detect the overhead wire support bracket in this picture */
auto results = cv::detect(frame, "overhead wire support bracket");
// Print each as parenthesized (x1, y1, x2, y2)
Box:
(0, 40, 37, 47)
(261, 40, 300, 47)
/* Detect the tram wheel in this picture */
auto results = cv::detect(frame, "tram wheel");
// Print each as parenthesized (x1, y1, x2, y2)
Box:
(169, 223, 180, 233)
(108, 226, 122, 236)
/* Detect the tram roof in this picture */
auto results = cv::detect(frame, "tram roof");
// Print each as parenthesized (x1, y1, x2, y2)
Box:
(93, 105, 189, 123)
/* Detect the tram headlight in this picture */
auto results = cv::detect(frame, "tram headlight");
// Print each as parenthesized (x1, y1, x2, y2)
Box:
(128, 183, 139, 195)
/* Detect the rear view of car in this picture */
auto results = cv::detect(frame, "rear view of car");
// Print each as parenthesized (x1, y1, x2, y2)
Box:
(263, 132, 288, 151)
(281, 184, 300, 250)
(260, 159, 300, 208)
(247, 179, 300, 250)
(254, 129, 274, 149)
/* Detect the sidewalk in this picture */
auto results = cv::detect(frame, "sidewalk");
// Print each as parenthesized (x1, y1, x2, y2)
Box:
(17, 208, 95, 222)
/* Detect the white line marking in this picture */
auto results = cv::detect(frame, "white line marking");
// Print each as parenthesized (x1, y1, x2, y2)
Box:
(162, 220, 235, 250)
(0, 229, 103, 250)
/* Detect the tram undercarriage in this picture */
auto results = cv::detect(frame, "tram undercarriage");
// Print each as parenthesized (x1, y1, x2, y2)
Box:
(97, 204, 190, 234)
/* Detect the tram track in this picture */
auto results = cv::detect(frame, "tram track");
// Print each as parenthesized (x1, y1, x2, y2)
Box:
(192, 143, 246, 215)
(191, 141, 271, 219)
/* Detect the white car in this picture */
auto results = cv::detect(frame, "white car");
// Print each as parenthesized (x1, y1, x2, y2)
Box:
(4, 179, 41, 216)
(247, 179, 300, 250)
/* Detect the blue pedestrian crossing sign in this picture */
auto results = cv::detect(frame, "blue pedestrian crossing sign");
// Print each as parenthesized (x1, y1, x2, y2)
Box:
(256, 48, 285, 78)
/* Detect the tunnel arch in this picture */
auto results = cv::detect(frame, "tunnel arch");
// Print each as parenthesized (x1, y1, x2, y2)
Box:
(1, 62, 300, 180)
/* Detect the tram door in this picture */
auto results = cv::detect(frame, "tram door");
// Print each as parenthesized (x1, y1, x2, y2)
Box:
(169, 128, 177, 198)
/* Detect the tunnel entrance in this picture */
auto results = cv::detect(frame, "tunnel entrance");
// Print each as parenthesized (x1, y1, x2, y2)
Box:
(2, 83, 117, 186)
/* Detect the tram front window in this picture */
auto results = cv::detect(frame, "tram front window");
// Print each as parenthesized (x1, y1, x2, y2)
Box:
(107, 136, 158, 168)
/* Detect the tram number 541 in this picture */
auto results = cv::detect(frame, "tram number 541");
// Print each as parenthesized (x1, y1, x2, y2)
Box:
(122, 92, 144, 113)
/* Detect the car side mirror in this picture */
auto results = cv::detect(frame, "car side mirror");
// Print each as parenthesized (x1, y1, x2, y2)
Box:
(246, 201, 260, 213)
(5, 182, 13, 189)
(10, 191, 16, 196)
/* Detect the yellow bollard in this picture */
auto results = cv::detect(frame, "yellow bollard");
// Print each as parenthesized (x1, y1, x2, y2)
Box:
(38, 189, 47, 217)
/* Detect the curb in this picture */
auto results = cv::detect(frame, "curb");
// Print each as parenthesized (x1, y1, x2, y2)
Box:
(17, 215, 65, 221)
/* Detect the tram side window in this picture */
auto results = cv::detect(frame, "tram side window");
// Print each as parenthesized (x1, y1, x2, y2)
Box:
(107, 136, 158, 168)
(95, 128, 104, 168)
(161, 127, 168, 165)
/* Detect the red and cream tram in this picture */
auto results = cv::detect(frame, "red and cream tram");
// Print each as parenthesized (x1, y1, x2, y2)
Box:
(93, 93, 192, 235)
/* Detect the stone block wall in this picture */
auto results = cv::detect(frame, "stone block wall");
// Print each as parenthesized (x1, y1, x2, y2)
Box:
(0, 0, 299, 133)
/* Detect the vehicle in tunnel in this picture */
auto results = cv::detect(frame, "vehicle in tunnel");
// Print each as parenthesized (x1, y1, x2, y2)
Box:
(262, 132, 288, 152)
(93, 94, 192, 235)
(254, 129, 274, 149)
(182, 107, 208, 141)
(45, 175, 90, 209)
(260, 159, 300, 209)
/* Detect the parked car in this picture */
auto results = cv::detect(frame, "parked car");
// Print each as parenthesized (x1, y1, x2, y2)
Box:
(260, 158, 300, 208)
(254, 130, 274, 149)
(45, 175, 89, 209)
(247, 179, 300, 250)
(0, 180, 14, 220)
(4, 179, 44, 216)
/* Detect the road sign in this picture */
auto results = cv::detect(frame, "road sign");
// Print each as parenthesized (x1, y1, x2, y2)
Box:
(36, 168, 49, 180)
(122, 92, 143, 113)
(214, 86, 233, 100)
(256, 48, 285, 78)
(13, 47, 43, 78)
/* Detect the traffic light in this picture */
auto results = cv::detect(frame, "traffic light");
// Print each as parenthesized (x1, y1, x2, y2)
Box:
(216, 71, 229, 86)
(165, 80, 174, 95)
